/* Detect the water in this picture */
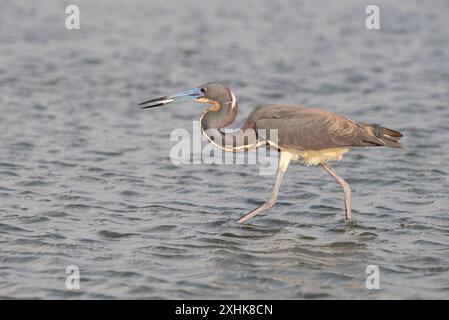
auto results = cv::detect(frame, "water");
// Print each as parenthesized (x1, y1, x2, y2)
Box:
(1, 0, 449, 299)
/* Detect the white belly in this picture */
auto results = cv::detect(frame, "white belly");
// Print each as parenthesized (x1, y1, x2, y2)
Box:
(283, 147, 349, 166)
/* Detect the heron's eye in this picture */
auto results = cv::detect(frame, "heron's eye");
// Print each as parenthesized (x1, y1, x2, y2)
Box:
(200, 87, 207, 94)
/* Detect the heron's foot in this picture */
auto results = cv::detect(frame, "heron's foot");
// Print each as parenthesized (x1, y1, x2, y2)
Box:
(236, 201, 275, 224)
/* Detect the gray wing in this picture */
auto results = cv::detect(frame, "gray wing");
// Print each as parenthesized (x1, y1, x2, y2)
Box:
(242, 105, 394, 151)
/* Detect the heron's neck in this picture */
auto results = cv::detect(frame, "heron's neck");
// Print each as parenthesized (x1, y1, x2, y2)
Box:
(200, 92, 238, 130)
(199, 92, 261, 152)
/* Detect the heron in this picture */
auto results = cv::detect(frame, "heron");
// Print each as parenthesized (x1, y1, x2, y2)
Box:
(140, 82, 402, 224)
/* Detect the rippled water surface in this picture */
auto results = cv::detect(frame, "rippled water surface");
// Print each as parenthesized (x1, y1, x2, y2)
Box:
(1, 0, 449, 299)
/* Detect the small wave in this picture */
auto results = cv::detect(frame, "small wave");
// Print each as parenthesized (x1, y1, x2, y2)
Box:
(97, 230, 138, 239)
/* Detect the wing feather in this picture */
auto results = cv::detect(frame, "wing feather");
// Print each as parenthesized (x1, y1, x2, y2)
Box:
(242, 105, 387, 150)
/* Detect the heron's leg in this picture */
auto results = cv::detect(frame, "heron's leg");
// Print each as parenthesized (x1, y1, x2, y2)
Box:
(320, 163, 352, 220)
(237, 151, 292, 224)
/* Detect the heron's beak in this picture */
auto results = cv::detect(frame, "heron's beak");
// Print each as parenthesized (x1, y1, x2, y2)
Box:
(139, 87, 204, 109)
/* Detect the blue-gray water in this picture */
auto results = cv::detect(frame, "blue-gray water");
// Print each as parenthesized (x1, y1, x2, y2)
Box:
(1, 0, 449, 299)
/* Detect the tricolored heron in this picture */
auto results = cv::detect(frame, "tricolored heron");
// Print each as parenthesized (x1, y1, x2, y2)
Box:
(140, 82, 402, 224)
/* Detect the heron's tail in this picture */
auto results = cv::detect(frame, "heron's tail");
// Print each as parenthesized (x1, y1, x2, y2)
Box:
(361, 123, 403, 148)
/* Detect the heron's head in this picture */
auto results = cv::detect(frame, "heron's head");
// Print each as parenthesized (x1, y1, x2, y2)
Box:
(139, 82, 233, 111)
